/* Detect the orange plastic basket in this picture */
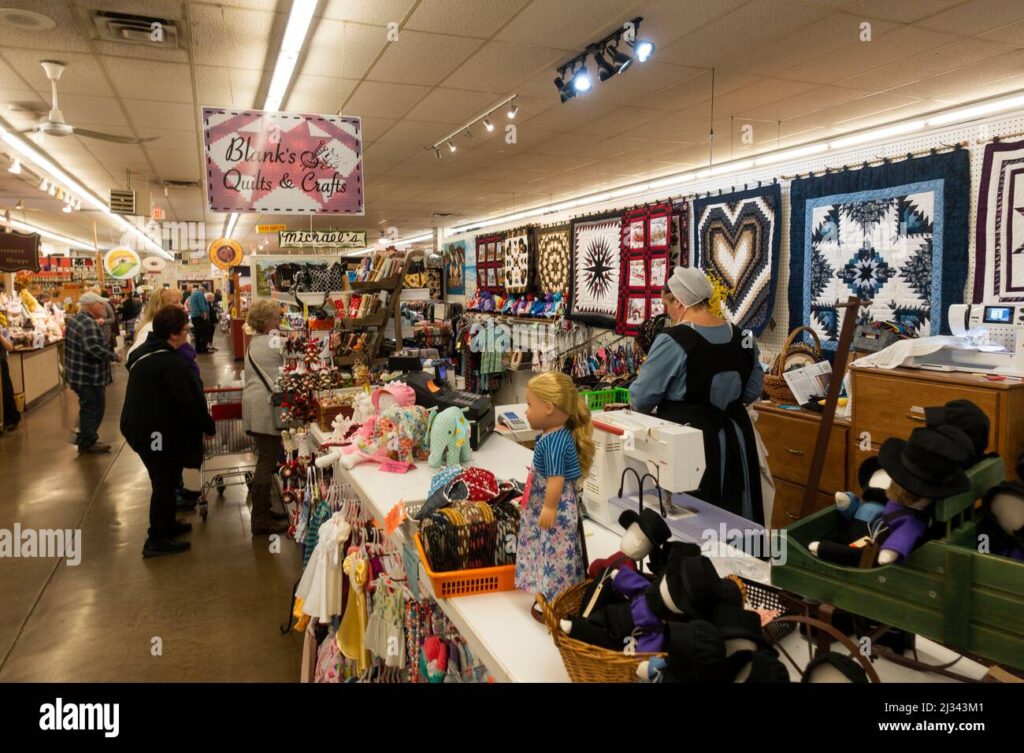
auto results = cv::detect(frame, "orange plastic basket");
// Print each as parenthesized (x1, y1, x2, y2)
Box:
(414, 533, 516, 599)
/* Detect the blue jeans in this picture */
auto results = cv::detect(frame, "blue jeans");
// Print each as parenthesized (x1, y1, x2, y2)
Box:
(72, 383, 106, 449)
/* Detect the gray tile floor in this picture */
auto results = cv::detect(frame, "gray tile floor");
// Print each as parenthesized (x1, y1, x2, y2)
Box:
(0, 331, 303, 681)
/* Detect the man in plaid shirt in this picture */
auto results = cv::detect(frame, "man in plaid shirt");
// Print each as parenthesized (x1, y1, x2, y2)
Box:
(66, 291, 122, 454)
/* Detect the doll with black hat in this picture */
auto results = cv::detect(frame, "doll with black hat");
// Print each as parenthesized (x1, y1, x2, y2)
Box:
(978, 482, 1024, 561)
(924, 399, 991, 466)
(809, 457, 890, 566)
(873, 425, 974, 565)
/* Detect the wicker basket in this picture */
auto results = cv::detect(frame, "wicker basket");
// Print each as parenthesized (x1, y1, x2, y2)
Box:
(763, 326, 823, 404)
(537, 580, 664, 683)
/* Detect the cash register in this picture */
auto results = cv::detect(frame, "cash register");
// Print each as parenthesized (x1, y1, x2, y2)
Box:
(403, 371, 495, 450)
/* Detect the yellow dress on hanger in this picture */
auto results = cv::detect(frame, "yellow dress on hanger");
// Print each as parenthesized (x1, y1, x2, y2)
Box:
(337, 552, 370, 672)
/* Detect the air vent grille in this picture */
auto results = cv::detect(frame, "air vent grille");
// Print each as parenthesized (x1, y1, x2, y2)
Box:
(91, 10, 179, 48)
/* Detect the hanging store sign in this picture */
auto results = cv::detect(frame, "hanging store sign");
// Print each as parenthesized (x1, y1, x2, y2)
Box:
(103, 247, 142, 279)
(0, 229, 41, 272)
(201, 106, 364, 215)
(208, 237, 244, 270)
(277, 229, 367, 249)
(142, 256, 166, 274)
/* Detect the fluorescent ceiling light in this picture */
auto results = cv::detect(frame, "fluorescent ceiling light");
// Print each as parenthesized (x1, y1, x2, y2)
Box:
(830, 120, 925, 149)
(754, 142, 829, 165)
(648, 173, 695, 189)
(224, 213, 239, 239)
(709, 160, 753, 176)
(927, 94, 1024, 126)
(8, 216, 91, 247)
(7, 157, 20, 174)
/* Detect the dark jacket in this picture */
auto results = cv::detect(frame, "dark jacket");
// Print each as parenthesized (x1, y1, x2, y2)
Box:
(120, 332, 214, 468)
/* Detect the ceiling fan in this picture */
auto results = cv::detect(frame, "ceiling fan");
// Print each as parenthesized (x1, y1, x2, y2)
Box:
(14, 60, 157, 145)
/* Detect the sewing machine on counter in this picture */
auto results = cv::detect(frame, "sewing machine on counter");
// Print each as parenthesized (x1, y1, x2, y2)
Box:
(583, 410, 705, 527)
(910, 304, 1024, 377)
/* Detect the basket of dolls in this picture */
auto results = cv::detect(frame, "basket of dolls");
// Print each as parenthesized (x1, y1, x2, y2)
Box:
(537, 580, 664, 683)
(763, 326, 822, 404)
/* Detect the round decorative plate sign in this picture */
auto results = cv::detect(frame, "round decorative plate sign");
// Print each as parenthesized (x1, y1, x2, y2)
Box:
(142, 256, 166, 274)
(209, 237, 243, 270)
(103, 247, 142, 279)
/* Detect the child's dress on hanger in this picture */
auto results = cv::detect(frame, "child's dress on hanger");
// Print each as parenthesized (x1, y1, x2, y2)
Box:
(515, 427, 587, 601)
(337, 551, 370, 672)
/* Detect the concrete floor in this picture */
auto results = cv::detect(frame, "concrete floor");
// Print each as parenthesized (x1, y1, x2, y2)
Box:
(0, 331, 303, 681)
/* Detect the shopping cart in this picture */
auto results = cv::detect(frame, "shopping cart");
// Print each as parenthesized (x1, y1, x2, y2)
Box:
(200, 387, 255, 521)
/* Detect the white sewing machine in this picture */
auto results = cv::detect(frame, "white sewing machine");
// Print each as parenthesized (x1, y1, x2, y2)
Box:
(910, 304, 1024, 377)
(583, 410, 705, 527)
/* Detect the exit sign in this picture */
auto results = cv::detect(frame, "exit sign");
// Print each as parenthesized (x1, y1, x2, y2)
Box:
(151, 207, 165, 221)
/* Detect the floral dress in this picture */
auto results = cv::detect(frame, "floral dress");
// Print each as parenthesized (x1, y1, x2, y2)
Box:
(515, 427, 587, 601)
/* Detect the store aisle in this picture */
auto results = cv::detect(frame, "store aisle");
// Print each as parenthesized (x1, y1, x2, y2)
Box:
(0, 332, 303, 681)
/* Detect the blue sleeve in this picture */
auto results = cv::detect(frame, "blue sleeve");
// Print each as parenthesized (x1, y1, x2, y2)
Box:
(742, 340, 764, 405)
(532, 435, 547, 476)
(629, 333, 686, 413)
(544, 430, 581, 480)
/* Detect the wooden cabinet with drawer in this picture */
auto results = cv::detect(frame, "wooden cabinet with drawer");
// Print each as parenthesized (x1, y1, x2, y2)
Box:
(849, 366, 1024, 486)
(753, 403, 849, 529)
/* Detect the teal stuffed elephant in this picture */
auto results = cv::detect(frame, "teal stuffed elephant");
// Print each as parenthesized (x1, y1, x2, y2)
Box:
(427, 406, 473, 468)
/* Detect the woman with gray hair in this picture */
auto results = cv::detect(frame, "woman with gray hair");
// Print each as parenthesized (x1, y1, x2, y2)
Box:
(242, 299, 289, 536)
(629, 266, 765, 524)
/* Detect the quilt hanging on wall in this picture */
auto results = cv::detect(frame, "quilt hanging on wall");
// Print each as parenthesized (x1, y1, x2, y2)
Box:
(694, 184, 781, 336)
(537, 226, 570, 294)
(788, 149, 970, 351)
(503, 227, 534, 294)
(444, 240, 465, 296)
(475, 232, 506, 294)
(616, 202, 674, 335)
(973, 138, 1024, 304)
(672, 199, 690, 268)
(569, 213, 622, 327)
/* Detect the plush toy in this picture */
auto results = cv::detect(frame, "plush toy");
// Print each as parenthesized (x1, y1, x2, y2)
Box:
(979, 482, 1024, 561)
(340, 404, 430, 469)
(810, 457, 889, 566)
(426, 406, 473, 468)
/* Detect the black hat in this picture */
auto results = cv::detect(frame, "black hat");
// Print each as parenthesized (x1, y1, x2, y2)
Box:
(925, 399, 990, 464)
(877, 425, 973, 499)
(664, 620, 727, 683)
(710, 603, 766, 647)
(618, 508, 671, 552)
(743, 649, 791, 683)
(650, 550, 722, 619)
(856, 455, 884, 491)
(802, 651, 869, 683)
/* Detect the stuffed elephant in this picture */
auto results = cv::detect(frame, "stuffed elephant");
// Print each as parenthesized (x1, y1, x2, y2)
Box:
(427, 406, 473, 468)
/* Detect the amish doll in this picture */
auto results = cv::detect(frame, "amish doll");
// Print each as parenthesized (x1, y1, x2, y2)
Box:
(515, 372, 595, 605)
(809, 457, 889, 565)
(979, 482, 1024, 561)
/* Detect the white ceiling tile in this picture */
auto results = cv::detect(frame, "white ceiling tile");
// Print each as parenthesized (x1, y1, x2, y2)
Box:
(189, 3, 278, 70)
(637, 0, 750, 48)
(0, 0, 91, 53)
(801, 0, 965, 23)
(195, 66, 264, 109)
(403, 88, 506, 125)
(140, 128, 201, 152)
(76, 0, 186, 18)
(0, 49, 114, 97)
(123, 99, 197, 131)
(285, 75, 356, 114)
(841, 38, 1019, 91)
(914, 0, 1024, 34)
(367, 30, 482, 86)
(342, 80, 431, 119)
(91, 43, 189, 64)
(978, 19, 1024, 47)
(301, 18, 386, 81)
(742, 84, 872, 122)
(884, 48, 1024, 101)
(320, 0, 419, 25)
(494, 0, 642, 51)
(405, 0, 530, 37)
(46, 93, 127, 127)
(443, 39, 568, 93)
(102, 58, 193, 104)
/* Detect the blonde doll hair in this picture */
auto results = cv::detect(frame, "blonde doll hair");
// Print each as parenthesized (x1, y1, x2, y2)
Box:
(139, 287, 183, 329)
(527, 371, 595, 480)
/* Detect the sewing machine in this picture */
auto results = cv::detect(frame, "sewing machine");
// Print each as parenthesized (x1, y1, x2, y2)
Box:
(583, 410, 705, 527)
(910, 304, 1024, 377)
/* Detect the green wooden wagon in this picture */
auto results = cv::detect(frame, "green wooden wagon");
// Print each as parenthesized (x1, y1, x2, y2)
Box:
(771, 457, 1024, 671)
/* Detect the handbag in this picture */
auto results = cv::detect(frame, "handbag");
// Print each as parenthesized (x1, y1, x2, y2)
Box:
(247, 348, 290, 431)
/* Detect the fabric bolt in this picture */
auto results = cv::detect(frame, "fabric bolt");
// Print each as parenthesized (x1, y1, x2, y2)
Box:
(694, 184, 782, 336)
(789, 150, 970, 351)
(570, 213, 623, 327)
(537, 226, 570, 294)
(503, 227, 534, 293)
(972, 138, 1024, 303)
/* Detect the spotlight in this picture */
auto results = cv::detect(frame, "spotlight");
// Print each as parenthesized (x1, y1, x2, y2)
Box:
(62, 203, 72, 213)
(483, 117, 494, 131)
(594, 49, 616, 82)
(554, 73, 575, 103)
(8, 157, 21, 174)
(447, 140, 456, 152)
(631, 38, 655, 62)
(40, 178, 48, 192)
(465, 128, 473, 138)
(607, 44, 633, 74)
(507, 99, 518, 119)
(572, 65, 592, 93)
(15, 199, 24, 210)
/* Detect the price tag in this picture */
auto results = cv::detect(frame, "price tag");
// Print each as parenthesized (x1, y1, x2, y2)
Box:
(384, 501, 406, 535)
(379, 459, 413, 474)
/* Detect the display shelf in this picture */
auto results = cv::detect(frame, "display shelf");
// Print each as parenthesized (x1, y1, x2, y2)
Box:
(348, 275, 402, 291)
(335, 310, 388, 328)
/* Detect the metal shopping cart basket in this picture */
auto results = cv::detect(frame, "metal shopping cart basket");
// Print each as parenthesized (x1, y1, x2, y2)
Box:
(200, 387, 255, 520)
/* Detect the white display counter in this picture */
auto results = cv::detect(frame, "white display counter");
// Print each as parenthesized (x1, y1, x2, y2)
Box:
(307, 425, 988, 683)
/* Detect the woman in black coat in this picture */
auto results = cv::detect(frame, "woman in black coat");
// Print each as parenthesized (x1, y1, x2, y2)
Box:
(121, 307, 215, 558)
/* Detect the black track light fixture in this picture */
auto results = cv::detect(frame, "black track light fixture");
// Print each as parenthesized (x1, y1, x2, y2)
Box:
(553, 17, 650, 103)
(594, 48, 616, 82)
(607, 44, 633, 74)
